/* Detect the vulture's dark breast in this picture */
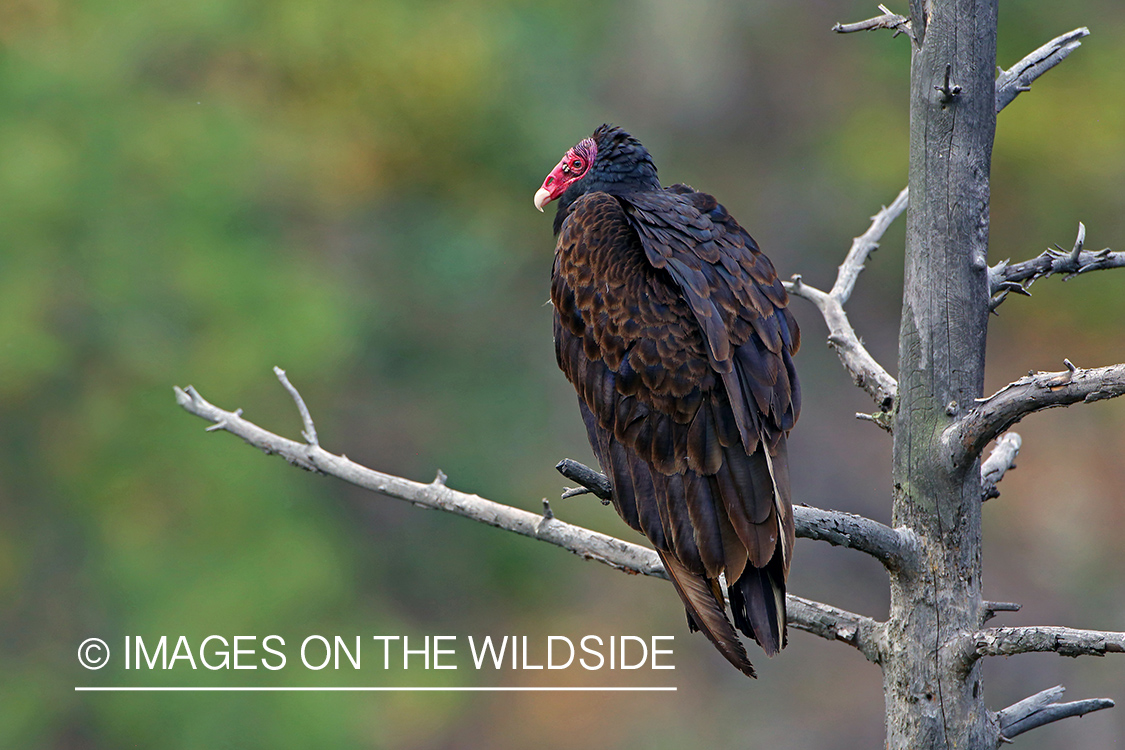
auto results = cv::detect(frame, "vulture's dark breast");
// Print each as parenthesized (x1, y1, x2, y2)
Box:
(547, 128, 800, 678)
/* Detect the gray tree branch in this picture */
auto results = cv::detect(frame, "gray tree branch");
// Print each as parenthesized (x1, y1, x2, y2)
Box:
(989, 223, 1125, 310)
(996, 686, 1115, 744)
(556, 457, 612, 501)
(793, 505, 919, 574)
(833, 4, 912, 39)
(963, 626, 1125, 664)
(786, 275, 898, 417)
(947, 363, 1125, 468)
(995, 28, 1090, 112)
(174, 375, 885, 656)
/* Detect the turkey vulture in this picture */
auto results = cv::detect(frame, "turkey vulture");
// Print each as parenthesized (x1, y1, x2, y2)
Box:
(536, 125, 801, 678)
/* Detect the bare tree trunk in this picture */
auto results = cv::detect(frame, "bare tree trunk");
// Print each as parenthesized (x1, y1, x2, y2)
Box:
(887, 0, 999, 746)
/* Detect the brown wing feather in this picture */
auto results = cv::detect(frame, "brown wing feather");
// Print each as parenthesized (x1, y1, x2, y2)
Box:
(623, 187, 798, 649)
(552, 188, 799, 675)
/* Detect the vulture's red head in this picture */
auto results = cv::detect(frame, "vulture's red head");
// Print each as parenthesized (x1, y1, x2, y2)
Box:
(535, 125, 661, 223)
(534, 137, 596, 212)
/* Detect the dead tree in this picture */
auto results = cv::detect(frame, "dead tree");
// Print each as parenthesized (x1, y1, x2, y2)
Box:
(176, 3, 1125, 747)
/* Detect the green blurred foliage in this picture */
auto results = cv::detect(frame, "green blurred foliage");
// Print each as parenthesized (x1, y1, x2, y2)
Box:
(2, 0, 1123, 748)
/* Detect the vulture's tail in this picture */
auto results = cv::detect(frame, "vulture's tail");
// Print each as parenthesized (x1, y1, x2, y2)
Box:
(728, 553, 788, 656)
(657, 549, 757, 678)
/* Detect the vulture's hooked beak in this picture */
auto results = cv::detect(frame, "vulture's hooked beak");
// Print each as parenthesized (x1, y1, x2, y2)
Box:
(533, 187, 552, 212)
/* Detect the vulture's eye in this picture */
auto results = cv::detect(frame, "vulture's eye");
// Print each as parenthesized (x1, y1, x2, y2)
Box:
(571, 159, 584, 171)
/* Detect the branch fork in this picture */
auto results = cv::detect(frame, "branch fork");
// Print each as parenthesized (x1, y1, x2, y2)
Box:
(783, 28, 1096, 419)
(941, 628, 1123, 740)
(784, 187, 907, 416)
(996, 686, 1115, 742)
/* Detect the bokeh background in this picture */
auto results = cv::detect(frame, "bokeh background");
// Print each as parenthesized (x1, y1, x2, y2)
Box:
(3, 0, 1123, 747)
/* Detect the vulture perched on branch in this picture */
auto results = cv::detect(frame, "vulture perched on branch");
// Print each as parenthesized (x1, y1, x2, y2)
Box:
(536, 125, 801, 678)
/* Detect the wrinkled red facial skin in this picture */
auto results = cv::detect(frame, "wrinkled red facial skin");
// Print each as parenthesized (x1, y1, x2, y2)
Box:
(536, 138, 597, 209)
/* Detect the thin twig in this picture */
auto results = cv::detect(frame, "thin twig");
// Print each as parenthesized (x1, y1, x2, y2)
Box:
(832, 187, 910, 304)
(1068, 223, 1086, 265)
(979, 432, 1021, 500)
(947, 363, 1125, 468)
(174, 379, 886, 652)
(855, 411, 895, 431)
(997, 686, 1115, 742)
(557, 459, 919, 573)
(982, 601, 1021, 625)
(934, 63, 962, 104)
(273, 366, 318, 447)
(990, 223, 1125, 310)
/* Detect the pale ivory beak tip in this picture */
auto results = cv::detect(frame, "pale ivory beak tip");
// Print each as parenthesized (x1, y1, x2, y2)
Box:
(533, 187, 552, 212)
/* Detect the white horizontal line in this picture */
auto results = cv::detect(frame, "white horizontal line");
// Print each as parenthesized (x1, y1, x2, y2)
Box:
(75, 686, 676, 692)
